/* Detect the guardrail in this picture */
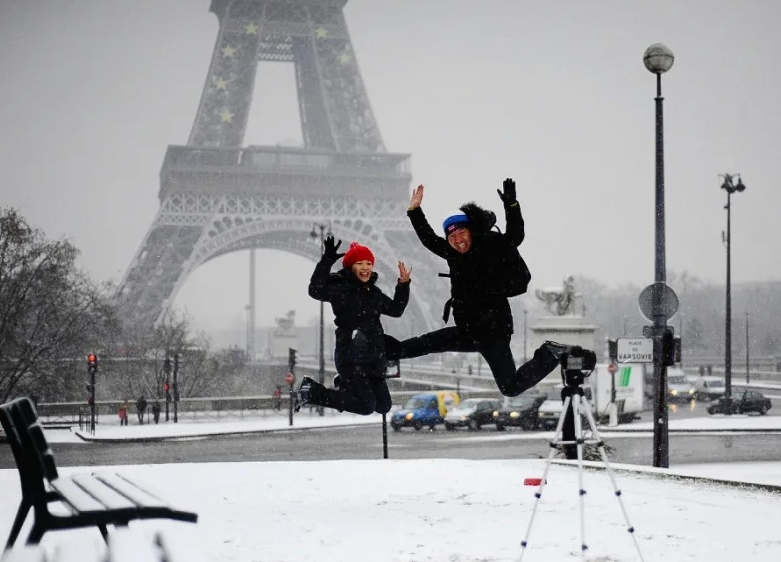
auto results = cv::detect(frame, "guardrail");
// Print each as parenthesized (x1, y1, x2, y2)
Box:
(34, 388, 502, 426)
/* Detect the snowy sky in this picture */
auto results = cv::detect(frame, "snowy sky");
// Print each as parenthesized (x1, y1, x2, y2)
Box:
(1, 0, 780, 336)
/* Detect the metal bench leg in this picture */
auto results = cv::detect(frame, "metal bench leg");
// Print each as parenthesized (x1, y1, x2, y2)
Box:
(98, 524, 109, 543)
(25, 522, 45, 545)
(5, 498, 30, 548)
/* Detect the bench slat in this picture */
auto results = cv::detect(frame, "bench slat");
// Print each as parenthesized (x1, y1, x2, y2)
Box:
(48, 478, 106, 512)
(69, 474, 137, 511)
(92, 472, 167, 509)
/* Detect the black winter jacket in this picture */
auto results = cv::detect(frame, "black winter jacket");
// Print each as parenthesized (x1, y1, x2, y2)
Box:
(407, 200, 525, 337)
(308, 256, 410, 368)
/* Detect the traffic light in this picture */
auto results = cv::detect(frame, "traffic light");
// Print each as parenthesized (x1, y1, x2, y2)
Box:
(607, 339, 618, 361)
(87, 354, 98, 374)
(163, 356, 172, 375)
(288, 348, 297, 372)
(173, 354, 180, 374)
(662, 328, 681, 366)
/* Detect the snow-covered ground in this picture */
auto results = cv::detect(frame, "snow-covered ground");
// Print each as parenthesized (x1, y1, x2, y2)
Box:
(1, 457, 779, 562)
(2, 414, 780, 561)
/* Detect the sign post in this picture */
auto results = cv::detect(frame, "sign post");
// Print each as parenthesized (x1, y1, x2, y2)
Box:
(607, 362, 619, 427)
(616, 338, 654, 363)
(285, 371, 295, 427)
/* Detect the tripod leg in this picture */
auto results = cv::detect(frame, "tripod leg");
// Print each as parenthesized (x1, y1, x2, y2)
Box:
(571, 394, 588, 561)
(519, 396, 572, 562)
(580, 396, 646, 562)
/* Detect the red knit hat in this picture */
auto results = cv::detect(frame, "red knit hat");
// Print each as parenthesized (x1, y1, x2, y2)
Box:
(342, 242, 375, 268)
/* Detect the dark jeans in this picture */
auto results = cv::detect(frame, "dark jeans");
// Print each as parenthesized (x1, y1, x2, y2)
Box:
(306, 363, 392, 416)
(391, 327, 561, 397)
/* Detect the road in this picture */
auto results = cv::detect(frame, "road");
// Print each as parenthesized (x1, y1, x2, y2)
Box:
(2, 396, 779, 470)
(3, 423, 781, 470)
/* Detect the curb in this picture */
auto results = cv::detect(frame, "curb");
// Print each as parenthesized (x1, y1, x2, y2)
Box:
(550, 459, 781, 494)
(72, 421, 383, 444)
(602, 427, 781, 434)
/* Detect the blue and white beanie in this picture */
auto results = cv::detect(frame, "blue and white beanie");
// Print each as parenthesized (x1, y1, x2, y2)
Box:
(442, 213, 469, 236)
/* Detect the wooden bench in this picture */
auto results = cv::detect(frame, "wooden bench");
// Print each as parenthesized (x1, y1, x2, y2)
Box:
(0, 398, 198, 548)
(0, 527, 206, 562)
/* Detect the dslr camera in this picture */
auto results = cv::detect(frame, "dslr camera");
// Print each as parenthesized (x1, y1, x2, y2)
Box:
(560, 345, 597, 387)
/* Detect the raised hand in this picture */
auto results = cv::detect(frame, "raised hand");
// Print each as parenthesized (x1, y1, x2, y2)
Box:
(323, 236, 345, 261)
(397, 261, 412, 283)
(496, 177, 517, 204)
(409, 184, 424, 210)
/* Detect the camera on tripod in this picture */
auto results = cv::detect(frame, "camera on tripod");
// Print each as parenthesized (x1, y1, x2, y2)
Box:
(560, 346, 597, 387)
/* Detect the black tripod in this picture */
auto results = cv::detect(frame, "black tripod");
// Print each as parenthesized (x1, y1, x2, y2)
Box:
(519, 368, 645, 562)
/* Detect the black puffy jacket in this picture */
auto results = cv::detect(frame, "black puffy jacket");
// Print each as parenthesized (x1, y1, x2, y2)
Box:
(308, 256, 410, 368)
(407, 200, 525, 337)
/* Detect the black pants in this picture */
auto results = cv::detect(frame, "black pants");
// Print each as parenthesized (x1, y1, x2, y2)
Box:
(391, 327, 561, 397)
(306, 364, 393, 416)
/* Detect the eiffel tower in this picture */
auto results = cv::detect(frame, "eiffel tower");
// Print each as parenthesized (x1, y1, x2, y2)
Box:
(115, 0, 444, 343)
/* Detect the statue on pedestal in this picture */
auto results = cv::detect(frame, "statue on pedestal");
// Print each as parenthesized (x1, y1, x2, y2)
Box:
(274, 310, 296, 336)
(535, 276, 586, 317)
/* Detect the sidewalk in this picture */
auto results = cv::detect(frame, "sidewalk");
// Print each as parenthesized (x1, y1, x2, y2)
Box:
(67, 408, 385, 443)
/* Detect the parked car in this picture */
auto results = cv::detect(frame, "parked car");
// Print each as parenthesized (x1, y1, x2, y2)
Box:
(493, 392, 547, 431)
(444, 398, 502, 431)
(694, 376, 726, 401)
(667, 372, 696, 403)
(390, 391, 460, 431)
(706, 390, 772, 415)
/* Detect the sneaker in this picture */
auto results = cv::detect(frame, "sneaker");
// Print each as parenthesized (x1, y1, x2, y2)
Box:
(542, 340, 570, 361)
(294, 376, 315, 413)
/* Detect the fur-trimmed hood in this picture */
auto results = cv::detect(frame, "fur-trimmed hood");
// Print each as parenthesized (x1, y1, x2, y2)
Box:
(459, 202, 497, 235)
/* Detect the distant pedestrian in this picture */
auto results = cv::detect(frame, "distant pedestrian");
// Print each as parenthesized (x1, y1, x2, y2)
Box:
(118, 399, 129, 426)
(151, 401, 161, 424)
(136, 395, 147, 424)
(273, 386, 282, 411)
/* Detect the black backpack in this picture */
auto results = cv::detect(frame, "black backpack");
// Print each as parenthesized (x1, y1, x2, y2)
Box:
(486, 211, 531, 297)
(497, 237, 532, 297)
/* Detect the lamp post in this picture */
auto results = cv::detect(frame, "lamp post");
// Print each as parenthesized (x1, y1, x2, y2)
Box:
(643, 43, 674, 468)
(720, 173, 746, 413)
(745, 312, 750, 385)
(523, 309, 528, 363)
(310, 222, 333, 417)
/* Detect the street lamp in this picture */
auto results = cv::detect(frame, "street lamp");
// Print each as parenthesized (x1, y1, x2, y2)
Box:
(310, 222, 333, 416)
(523, 309, 528, 363)
(720, 173, 746, 413)
(644, 43, 674, 468)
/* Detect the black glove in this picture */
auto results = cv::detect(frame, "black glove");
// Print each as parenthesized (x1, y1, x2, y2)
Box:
(322, 236, 344, 261)
(497, 178, 517, 204)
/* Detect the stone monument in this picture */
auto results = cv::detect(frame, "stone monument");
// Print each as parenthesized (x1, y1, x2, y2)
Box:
(530, 276, 598, 355)
(270, 310, 297, 359)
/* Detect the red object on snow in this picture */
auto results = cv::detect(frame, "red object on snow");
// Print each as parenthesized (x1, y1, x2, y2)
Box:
(523, 478, 546, 486)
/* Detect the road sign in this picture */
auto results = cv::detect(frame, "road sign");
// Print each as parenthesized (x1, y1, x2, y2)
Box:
(638, 283, 679, 322)
(617, 338, 653, 363)
(284, 372, 295, 385)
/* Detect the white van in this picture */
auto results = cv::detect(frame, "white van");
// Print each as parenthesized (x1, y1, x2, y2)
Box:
(536, 363, 646, 429)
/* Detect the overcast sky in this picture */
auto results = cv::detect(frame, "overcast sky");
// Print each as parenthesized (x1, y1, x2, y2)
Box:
(1, 0, 779, 338)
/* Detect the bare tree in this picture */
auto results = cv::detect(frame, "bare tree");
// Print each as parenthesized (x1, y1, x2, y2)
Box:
(0, 208, 117, 402)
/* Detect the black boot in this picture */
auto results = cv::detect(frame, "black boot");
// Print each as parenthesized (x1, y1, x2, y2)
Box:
(294, 376, 316, 413)
(542, 340, 570, 360)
